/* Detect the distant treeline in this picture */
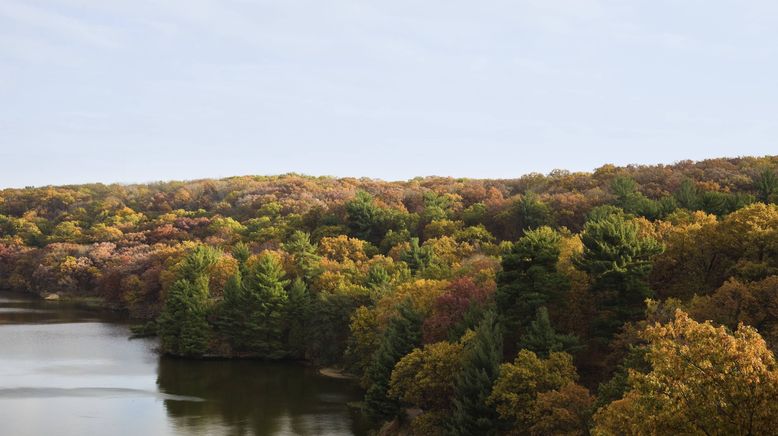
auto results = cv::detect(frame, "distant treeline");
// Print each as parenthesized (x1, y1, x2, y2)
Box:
(2, 156, 778, 434)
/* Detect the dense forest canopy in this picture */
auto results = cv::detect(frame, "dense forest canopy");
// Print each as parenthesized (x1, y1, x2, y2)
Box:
(2, 155, 778, 435)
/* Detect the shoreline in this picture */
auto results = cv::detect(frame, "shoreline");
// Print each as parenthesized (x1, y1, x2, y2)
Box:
(319, 367, 359, 380)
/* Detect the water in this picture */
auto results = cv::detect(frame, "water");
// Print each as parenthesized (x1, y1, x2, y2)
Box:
(0, 293, 368, 436)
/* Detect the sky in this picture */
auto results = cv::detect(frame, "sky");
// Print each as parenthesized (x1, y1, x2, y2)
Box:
(1, 0, 777, 187)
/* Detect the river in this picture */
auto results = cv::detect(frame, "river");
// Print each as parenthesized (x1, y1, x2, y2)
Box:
(0, 292, 369, 436)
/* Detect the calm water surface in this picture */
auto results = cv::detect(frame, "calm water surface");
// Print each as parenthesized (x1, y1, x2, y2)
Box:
(0, 293, 368, 436)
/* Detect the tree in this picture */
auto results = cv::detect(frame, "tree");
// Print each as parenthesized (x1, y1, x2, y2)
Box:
(216, 252, 290, 358)
(674, 179, 701, 210)
(575, 214, 663, 340)
(157, 245, 220, 356)
(157, 278, 211, 356)
(50, 221, 83, 243)
(488, 349, 591, 435)
(388, 339, 466, 421)
(718, 203, 778, 282)
(346, 191, 389, 244)
(399, 237, 433, 274)
(285, 278, 311, 359)
(208, 216, 246, 242)
(649, 211, 723, 299)
(424, 219, 463, 239)
(420, 191, 454, 226)
(611, 176, 662, 219)
(496, 192, 554, 240)
(449, 311, 504, 436)
(422, 276, 495, 343)
(0, 215, 43, 245)
(753, 167, 778, 203)
(496, 226, 569, 352)
(653, 203, 778, 297)
(532, 383, 595, 436)
(517, 191, 553, 231)
(232, 241, 250, 266)
(318, 235, 368, 264)
(593, 310, 778, 436)
(689, 276, 778, 350)
(364, 300, 423, 422)
(518, 307, 582, 357)
(282, 231, 322, 283)
(345, 305, 381, 383)
(306, 286, 372, 365)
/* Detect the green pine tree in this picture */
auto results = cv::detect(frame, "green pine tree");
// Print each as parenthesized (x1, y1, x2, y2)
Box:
(285, 278, 311, 359)
(364, 300, 422, 423)
(216, 252, 290, 358)
(754, 167, 778, 203)
(346, 191, 389, 245)
(449, 310, 504, 436)
(611, 176, 662, 219)
(282, 231, 322, 283)
(157, 245, 219, 356)
(157, 278, 211, 356)
(575, 213, 664, 340)
(496, 226, 569, 352)
(242, 253, 290, 357)
(400, 237, 432, 274)
(674, 179, 701, 210)
(517, 307, 582, 357)
(214, 266, 247, 349)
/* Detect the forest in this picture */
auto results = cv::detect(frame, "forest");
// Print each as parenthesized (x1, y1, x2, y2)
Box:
(2, 155, 778, 435)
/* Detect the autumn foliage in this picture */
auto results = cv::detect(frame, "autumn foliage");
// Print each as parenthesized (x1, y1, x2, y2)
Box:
(1, 156, 778, 434)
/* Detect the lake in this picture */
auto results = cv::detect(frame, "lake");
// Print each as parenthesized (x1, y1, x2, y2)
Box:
(0, 292, 369, 436)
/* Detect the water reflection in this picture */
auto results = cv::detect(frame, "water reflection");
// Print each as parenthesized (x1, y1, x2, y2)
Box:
(0, 292, 367, 436)
(157, 358, 369, 436)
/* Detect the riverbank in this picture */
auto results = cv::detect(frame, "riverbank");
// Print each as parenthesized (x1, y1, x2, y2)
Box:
(1, 289, 114, 310)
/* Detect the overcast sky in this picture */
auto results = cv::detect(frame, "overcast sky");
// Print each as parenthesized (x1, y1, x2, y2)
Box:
(1, 0, 777, 187)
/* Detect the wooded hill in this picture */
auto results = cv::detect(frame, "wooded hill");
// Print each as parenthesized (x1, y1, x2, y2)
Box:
(2, 155, 778, 434)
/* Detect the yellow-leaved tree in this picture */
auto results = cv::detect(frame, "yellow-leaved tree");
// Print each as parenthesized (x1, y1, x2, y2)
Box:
(594, 310, 778, 436)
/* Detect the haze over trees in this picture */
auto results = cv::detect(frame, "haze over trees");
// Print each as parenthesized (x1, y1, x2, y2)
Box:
(2, 156, 778, 434)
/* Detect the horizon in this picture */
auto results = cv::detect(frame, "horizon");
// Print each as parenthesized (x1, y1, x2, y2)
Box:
(2, 153, 774, 189)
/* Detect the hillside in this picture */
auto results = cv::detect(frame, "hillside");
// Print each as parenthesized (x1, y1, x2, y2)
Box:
(2, 155, 778, 434)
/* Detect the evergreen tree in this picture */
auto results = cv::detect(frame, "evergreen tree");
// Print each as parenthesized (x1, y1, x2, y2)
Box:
(675, 179, 701, 210)
(231, 242, 250, 269)
(216, 252, 290, 358)
(518, 307, 581, 357)
(575, 214, 663, 339)
(366, 263, 390, 290)
(586, 204, 627, 222)
(157, 245, 219, 356)
(285, 278, 311, 359)
(517, 191, 553, 232)
(754, 167, 778, 203)
(496, 226, 569, 352)
(611, 176, 662, 219)
(400, 237, 432, 274)
(306, 290, 373, 365)
(177, 244, 221, 282)
(449, 311, 504, 436)
(242, 253, 290, 357)
(282, 231, 322, 283)
(364, 301, 422, 423)
(214, 266, 246, 347)
(158, 278, 211, 356)
(346, 191, 388, 244)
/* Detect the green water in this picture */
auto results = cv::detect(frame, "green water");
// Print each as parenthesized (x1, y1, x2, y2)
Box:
(0, 293, 368, 436)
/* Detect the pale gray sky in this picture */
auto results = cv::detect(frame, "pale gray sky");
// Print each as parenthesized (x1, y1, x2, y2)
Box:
(1, 0, 777, 187)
